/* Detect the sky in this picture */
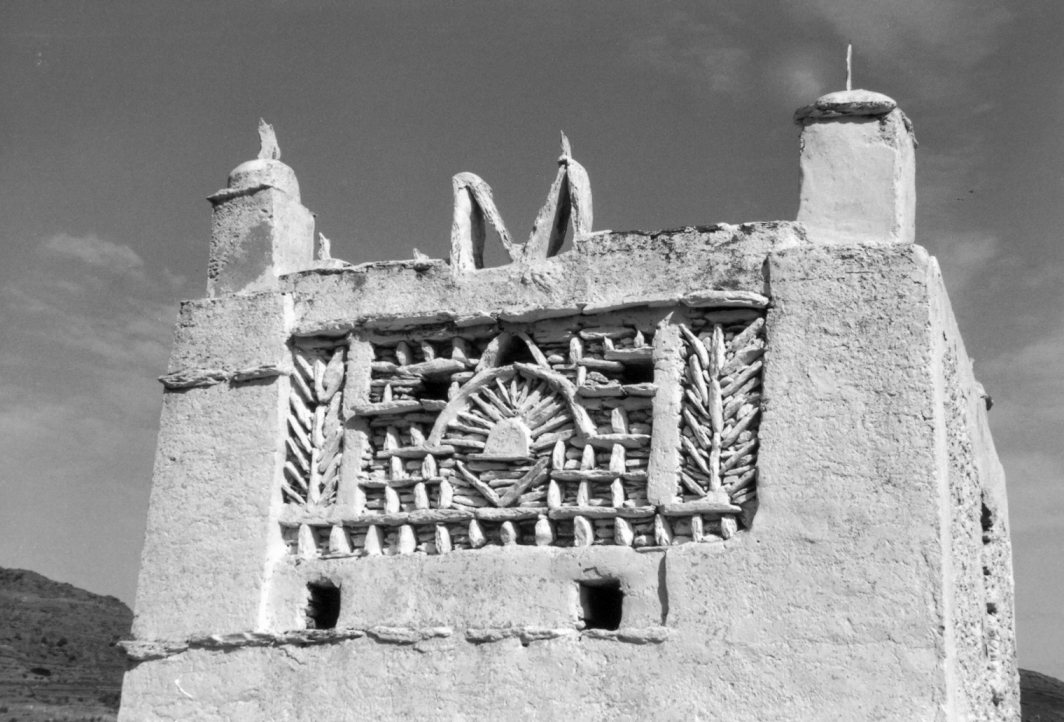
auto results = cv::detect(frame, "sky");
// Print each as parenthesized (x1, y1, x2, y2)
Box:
(1, 0, 1061, 678)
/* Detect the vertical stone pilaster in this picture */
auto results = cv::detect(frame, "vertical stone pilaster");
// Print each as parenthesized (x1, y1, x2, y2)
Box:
(338, 336, 375, 509)
(647, 322, 684, 505)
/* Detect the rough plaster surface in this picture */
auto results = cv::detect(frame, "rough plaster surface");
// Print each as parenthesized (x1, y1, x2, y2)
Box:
(647, 324, 684, 505)
(284, 223, 800, 337)
(797, 110, 916, 245)
(166, 292, 291, 376)
(267, 546, 665, 632)
(207, 184, 314, 297)
(122, 232, 1019, 719)
(929, 259, 1019, 720)
(131, 378, 286, 640)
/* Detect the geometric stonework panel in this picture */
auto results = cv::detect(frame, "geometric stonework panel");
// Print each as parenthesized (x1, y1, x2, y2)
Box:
(280, 304, 765, 558)
(283, 340, 346, 506)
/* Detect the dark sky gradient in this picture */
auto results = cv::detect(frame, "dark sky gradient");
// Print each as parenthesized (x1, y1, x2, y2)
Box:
(1, 1, 1061, 677)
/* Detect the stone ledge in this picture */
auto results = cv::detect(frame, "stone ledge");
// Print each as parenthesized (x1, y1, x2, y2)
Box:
(291, 289, 769, 337)
(118, 627, 367, 661)
(119, 624, 670, 661)
(159, 363, 287, 389)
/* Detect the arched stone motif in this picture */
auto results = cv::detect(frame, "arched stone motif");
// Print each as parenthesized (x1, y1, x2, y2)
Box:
(449, 133, 593, 272)
(450, 173, 521, 273)
(426, 362, 594, 448)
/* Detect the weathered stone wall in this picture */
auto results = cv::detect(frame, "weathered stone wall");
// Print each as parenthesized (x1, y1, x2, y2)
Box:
(120, 238, 1017, 721)
(930, 262, 1020, 720)
(121, 90, 1020, 720)
(130, 223, 799, 644)
(131, 293, 291, 639)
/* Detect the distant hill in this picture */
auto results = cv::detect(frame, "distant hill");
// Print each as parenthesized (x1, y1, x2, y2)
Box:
(1023, 668, 1064, 722)
(0, 567, 131, 722)
(0, 566, 1060, 720)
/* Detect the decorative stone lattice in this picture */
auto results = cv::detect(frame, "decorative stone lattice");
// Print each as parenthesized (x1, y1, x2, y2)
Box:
(281, 307, 764, 558)
(283, 341, 346, 506)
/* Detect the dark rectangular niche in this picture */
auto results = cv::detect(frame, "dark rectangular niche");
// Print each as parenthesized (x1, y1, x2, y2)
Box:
(579, 580, 624, 631)
(306, 581, 341, 630)
(621, 362, 655, 385)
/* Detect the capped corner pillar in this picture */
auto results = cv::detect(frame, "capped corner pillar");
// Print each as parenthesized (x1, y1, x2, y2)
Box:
(794, 89, 916, 245)
(206, 158, 315, 297)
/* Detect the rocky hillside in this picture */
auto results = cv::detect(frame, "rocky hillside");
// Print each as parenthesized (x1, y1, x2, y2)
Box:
(0, 568, 131, 722)
(1023, 668, 1064, 722)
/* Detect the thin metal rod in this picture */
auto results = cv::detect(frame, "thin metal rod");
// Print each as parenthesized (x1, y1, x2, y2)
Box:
(846, 43, 853, 91)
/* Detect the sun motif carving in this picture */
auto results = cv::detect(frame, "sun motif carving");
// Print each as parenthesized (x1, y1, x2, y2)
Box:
(429, 364, 581, 508)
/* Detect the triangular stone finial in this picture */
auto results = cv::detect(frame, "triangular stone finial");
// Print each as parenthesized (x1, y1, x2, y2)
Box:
(525, 132, 592, 260)
(317, 232, 331, 261)
(258, 118, 281, 161)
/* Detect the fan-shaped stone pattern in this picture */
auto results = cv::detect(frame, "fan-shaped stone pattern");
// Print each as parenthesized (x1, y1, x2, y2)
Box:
(283, 340, 345, 506)
(440, 367, 570, 515)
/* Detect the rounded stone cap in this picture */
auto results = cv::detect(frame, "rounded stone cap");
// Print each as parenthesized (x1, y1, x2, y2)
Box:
(227, 158, 301, 200)
(794, 89, 897, 124)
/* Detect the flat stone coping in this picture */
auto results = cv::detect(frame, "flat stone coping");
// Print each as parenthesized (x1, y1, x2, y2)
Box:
(794, 89, 897, 123)
(293, 288, 769, 337)
(157, 289, 769, 388)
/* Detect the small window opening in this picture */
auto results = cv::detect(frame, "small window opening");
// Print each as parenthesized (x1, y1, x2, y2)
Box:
(622, 363, 655, 385)
(579, 580, 624, 631)
(499, 341, 536, 366)
(981, 501, 994, 545)
(421, 378, 452, 401)
(306, 581, 341, 630)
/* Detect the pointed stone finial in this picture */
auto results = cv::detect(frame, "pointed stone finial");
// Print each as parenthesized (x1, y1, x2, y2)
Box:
(258, 118, 281, 160)
(317, 233, 332, 261)
(846, 43, 853, 92)
(560, 131, 572, 161)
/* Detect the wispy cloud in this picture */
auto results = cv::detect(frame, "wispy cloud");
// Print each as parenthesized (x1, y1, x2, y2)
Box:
(43, 232, 145, 275)
(771, 1, 1017, 298)
(0, 230, 184, 466)
(999, 451, 1064, 535)
(783, 0, 1012, 101)
(0, 232, 188, 604)
(984, 323, 1064, 419)
(929, 231, 1002, 297)
(3, 234, 181, 369)
(627, 11, 751, 95)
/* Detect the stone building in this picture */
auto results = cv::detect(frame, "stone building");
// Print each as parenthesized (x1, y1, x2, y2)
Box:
(118, 88, 1020, 721)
